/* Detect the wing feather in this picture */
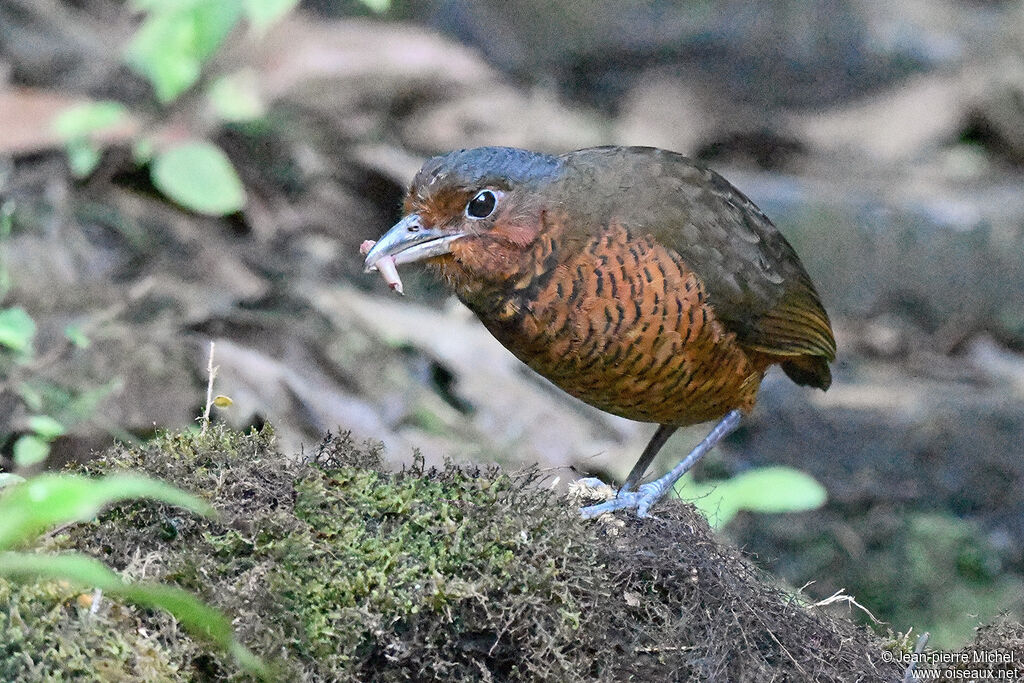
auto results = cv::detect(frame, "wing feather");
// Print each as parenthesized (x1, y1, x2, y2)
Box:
(561, 147, 836, 386)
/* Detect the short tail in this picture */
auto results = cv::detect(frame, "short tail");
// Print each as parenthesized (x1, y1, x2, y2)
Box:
(781, 355, 832, 390)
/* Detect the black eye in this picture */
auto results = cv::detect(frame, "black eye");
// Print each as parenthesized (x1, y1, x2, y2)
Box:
(466, 190, 497, 219)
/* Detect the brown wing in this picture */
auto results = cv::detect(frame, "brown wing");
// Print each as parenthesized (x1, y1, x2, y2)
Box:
(559, 147, 836, 388)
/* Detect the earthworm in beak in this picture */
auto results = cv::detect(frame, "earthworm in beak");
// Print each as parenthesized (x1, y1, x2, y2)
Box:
(360, 240, 404, 295)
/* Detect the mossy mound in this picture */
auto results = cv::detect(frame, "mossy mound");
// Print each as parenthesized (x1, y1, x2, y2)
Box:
(3, 427, 904, 680)
(925, 617, 1024, 680)
(0, 577, 182, 680)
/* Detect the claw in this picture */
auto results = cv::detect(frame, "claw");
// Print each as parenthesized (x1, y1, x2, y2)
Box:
(579, 482, 664, 519)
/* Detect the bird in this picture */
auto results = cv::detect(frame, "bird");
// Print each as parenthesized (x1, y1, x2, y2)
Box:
(363, 146, 835, 518)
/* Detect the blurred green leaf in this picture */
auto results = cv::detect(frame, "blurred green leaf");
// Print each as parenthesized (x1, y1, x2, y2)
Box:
(717, 466, 827, 513)
(132, 137, 156, 164)
(0, 551, 267, 678)
(208, 69, 264, 122)
(28, 415, 65, 441)
(53, 101, 127, 140)
(243, 0, 298, 29)
(13, 435, 49, 467)
(358, 0, 391, 13)
(0, 307, 35, 353)
(151, 140, 246, 215)
(0, 551, 116, 585)
(131, 0, 212, 10)
(0, 473, 26, 489)
(0, 200, 12, 238)
(16, 382, 44, 412)
(65, 140, 102, 178)
(64, 324, 91, 349)
(125, 1, 244, 102)
(0, 202, 11, 300)
(675, 466, 827, 529)
(54, 102, 128, 178)
(0, 472, 215, 549)
(212, 395, 233, 408)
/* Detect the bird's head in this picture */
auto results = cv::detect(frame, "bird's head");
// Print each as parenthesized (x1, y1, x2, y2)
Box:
(363, 147, 563, 292)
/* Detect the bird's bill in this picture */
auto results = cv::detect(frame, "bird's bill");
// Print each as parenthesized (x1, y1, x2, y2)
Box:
(362, 214, 467, 272)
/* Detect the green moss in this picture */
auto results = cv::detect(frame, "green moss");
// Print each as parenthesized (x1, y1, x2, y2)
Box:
(0, 577, 181, 681)
(260, 461, 587, 676)
(1, 426, 906, 681)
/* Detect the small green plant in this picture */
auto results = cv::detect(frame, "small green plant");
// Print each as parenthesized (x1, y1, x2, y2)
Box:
(52, 101, 129, 178)
(53, 0, 390, 216)
(0, 304, 75, 468)
(0, 203, 104, 468)
(0, 306, 35, 356)
(0, 471, 266, 677)
(0, 207, 259, 674)
(12, 415, 64, 468)
(0, 208, 62, 467)
(674, 465, 828, 528)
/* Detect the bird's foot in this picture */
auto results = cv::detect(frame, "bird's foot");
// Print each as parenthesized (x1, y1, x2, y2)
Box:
(577, 410, 744, 520)
(577, 478, 671, 520)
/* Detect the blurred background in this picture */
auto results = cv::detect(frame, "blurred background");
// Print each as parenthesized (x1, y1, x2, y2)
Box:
(2, 0, 1024, 648)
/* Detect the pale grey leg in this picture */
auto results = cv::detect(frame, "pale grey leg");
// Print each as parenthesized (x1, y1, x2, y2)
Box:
(579, 409, 743, 519)
(621, 424, 678, 493)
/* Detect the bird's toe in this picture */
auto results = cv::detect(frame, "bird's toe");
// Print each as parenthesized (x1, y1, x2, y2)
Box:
(578, 481, 669, 520)
(579, 493, 640, 519)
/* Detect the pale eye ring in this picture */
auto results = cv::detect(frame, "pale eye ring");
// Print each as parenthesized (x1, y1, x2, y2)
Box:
(465, 190, 499, 219)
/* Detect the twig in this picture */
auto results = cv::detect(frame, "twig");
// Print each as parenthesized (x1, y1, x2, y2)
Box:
(634, 644, 698, 654)
(762, 622, 809, 679)
(88, 587, 103, 616)
(200, 341, 218, 435)
(812, 588, 883, 624)
(901, 631, 930, 683)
